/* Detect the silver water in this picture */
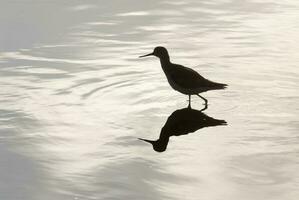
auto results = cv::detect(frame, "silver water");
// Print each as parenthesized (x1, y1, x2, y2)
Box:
(0, 0, 298, 199)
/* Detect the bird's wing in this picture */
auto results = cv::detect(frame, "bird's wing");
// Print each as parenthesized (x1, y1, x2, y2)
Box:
(169, 64, 216, 88)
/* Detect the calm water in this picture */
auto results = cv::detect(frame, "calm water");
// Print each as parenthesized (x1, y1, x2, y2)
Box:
(0, 0, 299, 199)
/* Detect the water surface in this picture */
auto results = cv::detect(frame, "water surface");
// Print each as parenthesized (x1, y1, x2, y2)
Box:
(0, 0, 299, 199)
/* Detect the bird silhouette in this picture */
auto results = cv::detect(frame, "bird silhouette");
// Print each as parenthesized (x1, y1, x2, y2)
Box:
(139, 105, 227, 152)
(140, 46, 227, 107)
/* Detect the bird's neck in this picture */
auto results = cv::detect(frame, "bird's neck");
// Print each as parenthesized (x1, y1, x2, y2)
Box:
(159, 57, 171, 71)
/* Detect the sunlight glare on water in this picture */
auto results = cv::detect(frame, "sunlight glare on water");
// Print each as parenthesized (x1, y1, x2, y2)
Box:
(0, 0, 298, 199)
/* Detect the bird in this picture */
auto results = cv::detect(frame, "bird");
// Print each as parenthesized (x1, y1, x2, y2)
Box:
(139, 46, 227, 107)
(139, 105, 227, 152)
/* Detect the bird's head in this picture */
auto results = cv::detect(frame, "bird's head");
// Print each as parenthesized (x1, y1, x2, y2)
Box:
(138, 138, 167, 152)
(139, 46, 169, 60)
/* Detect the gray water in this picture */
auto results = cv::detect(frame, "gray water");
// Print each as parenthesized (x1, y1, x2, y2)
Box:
(0, 0, 299, 199)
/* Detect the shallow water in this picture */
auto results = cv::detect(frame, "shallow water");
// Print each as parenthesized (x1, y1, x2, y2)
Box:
(0, 0, 299, 199)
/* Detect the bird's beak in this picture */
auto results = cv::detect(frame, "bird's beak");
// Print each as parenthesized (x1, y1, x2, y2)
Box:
(139, 52, 154, 58)
(138, 138, 155, 144)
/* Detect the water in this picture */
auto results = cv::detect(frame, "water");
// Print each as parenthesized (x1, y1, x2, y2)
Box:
(0, 0, 298, 199)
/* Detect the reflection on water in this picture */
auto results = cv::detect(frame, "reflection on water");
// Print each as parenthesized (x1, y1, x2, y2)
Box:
(139, 105, 227, 152)
(1, 0, 299, 200)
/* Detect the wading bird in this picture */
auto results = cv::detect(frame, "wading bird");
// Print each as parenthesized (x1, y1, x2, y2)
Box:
(140, 46, 227, 107)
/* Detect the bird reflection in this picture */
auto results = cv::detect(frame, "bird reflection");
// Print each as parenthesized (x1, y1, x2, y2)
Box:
(139, 105, 226, 152)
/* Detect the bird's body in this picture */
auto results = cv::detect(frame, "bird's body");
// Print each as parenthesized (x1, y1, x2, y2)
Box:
(160, 60, 227, 95)
(140, 46, 227, 106)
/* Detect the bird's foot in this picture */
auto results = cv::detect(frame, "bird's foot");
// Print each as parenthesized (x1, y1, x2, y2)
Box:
(200, 103, 208, 111)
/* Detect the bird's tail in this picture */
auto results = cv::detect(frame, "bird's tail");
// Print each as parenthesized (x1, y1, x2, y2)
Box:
(214, 83, 227, 89)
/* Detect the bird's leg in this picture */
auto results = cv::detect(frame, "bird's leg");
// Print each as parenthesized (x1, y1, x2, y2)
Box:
(199, 103, 208, 112)
(197, 94, 208, 105)
(188, 95, 191, 108)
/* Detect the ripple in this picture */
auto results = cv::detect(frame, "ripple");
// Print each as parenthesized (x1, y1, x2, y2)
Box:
(0, 52, 104, 65)
(69, 4, 97, 11)
(116, 11, 150, 17)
